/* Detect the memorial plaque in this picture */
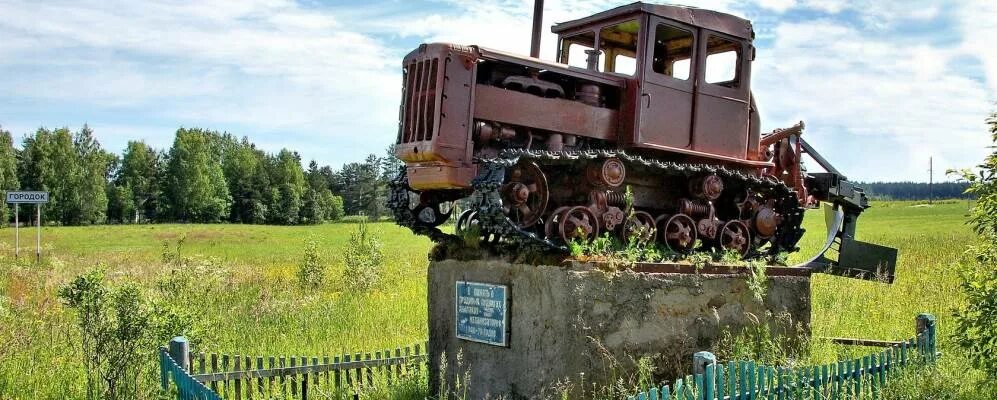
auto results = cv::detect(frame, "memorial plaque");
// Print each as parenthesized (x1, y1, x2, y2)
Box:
(455, 281, 508, 347)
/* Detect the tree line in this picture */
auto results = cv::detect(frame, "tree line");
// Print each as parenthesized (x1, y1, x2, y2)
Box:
(0, 125, 400, 225)
(0, 124, 968, 226)
(856, 181, 972, 201)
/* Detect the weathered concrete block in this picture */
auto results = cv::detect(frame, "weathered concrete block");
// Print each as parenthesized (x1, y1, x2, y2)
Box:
(428, 259, 810, 399)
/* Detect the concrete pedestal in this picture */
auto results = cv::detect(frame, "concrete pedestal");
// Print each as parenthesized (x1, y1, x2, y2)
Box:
(428, 259, 810, 399)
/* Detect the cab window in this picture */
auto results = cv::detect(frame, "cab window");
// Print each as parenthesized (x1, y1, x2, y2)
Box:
(559, 32, 598, 69)
(651, 23, 694, 80)
(598, 19, 639, 75)
(704, 35, 740, 87)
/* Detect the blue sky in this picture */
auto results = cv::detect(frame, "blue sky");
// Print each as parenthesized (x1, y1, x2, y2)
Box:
(1, 0, 994, 181)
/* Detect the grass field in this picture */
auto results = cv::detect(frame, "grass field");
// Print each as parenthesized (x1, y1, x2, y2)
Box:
(0, 199, 986, 398)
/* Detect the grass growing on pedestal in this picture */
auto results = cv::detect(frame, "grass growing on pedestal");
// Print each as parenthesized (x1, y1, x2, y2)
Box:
(0, 199, 990, 398)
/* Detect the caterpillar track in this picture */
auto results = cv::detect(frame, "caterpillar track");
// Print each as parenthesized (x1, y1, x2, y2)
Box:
(390, 149, 806, 258)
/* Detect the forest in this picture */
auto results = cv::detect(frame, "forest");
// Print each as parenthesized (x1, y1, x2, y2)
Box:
(0, 125, 399, 225)
(0, 124, 971, 226)
(856, 181, 971, 201)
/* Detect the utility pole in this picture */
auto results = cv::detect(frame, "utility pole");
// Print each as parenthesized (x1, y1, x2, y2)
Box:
(928, 157, 933, 205)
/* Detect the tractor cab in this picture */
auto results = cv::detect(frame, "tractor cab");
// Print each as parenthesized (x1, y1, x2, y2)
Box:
(553, 3, 763, 165)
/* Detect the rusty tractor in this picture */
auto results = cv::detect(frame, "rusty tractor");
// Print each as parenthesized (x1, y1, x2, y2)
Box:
(388, 2, 896, 278)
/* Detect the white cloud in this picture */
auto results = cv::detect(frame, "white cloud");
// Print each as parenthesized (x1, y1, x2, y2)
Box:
(0, 0, 993, 181)
(0, 0, 403, 161)
(957, 0, 997, 96)
(756, 0, 797, 13)
(754, 20, 992, 180)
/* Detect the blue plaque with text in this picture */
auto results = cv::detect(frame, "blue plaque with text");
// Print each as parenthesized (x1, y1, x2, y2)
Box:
(455, 281, 509, 347)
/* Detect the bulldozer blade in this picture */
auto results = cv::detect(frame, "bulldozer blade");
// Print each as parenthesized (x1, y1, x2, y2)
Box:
(794, 203, 898, 283)
(834, 237, 897, 283)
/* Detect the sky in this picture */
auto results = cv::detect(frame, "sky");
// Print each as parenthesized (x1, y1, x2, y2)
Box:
(1, 0, 995, 182)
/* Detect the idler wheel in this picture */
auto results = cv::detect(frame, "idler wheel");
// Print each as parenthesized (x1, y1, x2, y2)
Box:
(587, 158, 626, 188)
(559, 206, 599, 243)
(718, 220, 751, 257)
(544, 206, 572, 240)
(500, 161, 549, 228)
(622, 211, 656, 243)
(656, 214, 697, 252)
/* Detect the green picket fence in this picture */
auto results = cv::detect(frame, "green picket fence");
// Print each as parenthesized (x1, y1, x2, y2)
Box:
(627, 313, 937, 400)
(159, 337, 427, 400)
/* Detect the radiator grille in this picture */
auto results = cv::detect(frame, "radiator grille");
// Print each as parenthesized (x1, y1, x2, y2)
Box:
(398, 57, 440, 144)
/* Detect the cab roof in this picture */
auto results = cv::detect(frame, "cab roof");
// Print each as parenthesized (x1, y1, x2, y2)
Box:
(551, 2, 754, 40)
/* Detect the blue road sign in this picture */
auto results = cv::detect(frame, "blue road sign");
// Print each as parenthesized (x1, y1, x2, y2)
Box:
(455, 281, 509, 347)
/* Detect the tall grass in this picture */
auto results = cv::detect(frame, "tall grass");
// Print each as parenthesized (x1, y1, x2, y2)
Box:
(0, 222, 433, 399)
(0, 200, 988, 398)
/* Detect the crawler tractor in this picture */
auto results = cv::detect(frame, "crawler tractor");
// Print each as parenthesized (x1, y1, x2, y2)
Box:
(389, 2, 896, 277)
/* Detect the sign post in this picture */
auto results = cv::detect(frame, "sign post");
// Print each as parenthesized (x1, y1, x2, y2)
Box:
(13, 203, 18, 259)
(35, 203, 41, 262)
(6, 191, 49, 262)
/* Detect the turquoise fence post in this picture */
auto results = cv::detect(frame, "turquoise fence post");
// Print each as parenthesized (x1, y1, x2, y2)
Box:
(693, 351, 717, 375)
(169, 336, 191, 373)
(159, 348, 169, 391)
(693, 351, 716, 399)
(917, 313, 937, 362)
(717, 363, 726, 400)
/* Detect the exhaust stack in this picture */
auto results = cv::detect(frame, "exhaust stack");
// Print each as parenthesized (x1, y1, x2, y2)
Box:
(530, 0, 544, 58)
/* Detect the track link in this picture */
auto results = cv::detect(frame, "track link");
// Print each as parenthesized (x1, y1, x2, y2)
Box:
(390, 149, 806, 257)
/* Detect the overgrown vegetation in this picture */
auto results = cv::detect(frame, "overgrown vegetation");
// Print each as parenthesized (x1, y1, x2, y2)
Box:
(712, 312, 807, 367)
(342, 220, 385, 292)
(950, 112, 997, 379)
(297, 237, 326, 289)
(57, 264, 207, 400)
(59, 270, 151, 400)
(0, 195, 991, 398)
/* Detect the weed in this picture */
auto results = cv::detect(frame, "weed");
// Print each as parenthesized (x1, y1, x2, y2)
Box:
(687, 251, 712, 271)
(745, 260, 768, 303)
(342, 220, 384, 292)
(712, 312, 805, 367)
(297, 237, 326, 289)
(437, 348, 470, 400)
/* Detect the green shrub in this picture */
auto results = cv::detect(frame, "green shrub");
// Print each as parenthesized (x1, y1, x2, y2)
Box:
(297, 237, 325, 289)
(343, 220, 384, 292)
(59, 270, 152, 400)
(951, 112, 997, 379)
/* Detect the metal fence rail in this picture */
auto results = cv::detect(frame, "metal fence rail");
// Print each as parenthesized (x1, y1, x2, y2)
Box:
(159, 338, 428, 400)
(627, 313, 937, 400)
